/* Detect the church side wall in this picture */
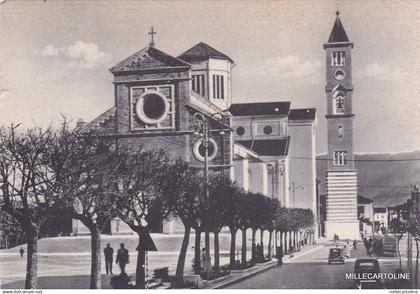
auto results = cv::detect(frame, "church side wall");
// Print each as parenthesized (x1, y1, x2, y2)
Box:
(288, 122, 316, 211)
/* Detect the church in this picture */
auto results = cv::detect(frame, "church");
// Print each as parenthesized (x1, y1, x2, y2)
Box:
(74, 28, 318, 235)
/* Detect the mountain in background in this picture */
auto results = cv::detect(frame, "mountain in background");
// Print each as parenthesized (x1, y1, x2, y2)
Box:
(316, 151, 420, 207)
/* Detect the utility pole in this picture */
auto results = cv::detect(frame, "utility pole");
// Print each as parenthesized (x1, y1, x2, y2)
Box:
(193, 111, 226, 281)
(267, 164, 276, 199)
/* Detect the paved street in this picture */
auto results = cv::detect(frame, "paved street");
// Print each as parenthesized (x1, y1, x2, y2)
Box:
(1, 236, 418, 289)
(226, 241, 414, 289)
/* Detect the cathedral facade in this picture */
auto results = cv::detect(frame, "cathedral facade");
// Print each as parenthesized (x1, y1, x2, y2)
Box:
(75, 36, 317, 235)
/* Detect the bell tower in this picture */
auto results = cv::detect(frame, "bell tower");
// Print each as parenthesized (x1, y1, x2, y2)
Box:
(324, 11, 359, 240)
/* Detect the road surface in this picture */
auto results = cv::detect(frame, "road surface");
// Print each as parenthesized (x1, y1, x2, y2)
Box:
(226, 241, 410, 289)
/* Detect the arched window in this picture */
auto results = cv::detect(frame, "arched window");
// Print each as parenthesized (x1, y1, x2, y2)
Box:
(333, 91, 346, 114)
(337, 125, 344, 139)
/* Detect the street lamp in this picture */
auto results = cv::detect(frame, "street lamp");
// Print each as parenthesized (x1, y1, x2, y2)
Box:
(289, 182, 304, 208)
(192, 111, 227, 280)
(267, 164, 275, 199)
(267, 162, 284, 205)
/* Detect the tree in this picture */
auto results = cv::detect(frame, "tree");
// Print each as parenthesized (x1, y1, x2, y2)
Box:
(407, 203, 420, 288)
(274, 206, 290, 254)
(262, 198, 280, 258)
(53, 129, 122, 289)
(208, 175, 237, 272)
(237, 192, 253, 265)
(390, 207, 408, 270)
(224, 186, 243, 267)
(114, 147, 172, 289)
(247, 192, 267, 261)
(167, 161, 205, 285)
(0, 126, 61, 288)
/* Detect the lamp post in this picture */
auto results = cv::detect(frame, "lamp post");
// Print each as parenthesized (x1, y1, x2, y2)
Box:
(289, 182, 304, 208)
(267, 164, 275, 199)
(267, 162, 284, 205)
(192, 111, 226, 281)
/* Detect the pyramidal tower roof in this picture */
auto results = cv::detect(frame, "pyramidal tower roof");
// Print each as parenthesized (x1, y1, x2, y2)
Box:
(178, 42, 234, 63)
(327, 10, 350, 43)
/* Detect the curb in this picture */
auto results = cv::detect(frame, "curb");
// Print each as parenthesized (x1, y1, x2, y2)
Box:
(207, 261, 277, 289)
(208, 244, 324, 289)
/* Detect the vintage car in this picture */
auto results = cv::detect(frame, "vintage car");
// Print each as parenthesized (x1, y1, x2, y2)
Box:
(353, 258, 383, 289)
(328, 247, 344, 264)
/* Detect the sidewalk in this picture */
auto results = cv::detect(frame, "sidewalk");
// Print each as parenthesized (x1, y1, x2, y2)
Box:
(206, 242, 322, 289)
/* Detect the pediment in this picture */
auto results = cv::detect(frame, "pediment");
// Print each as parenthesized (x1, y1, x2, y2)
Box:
(110, 46, 190, 73)
(332, 83, 347, 92)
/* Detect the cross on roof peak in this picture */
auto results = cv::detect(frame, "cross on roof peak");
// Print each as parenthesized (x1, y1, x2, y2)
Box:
(148, 26, 156, 47)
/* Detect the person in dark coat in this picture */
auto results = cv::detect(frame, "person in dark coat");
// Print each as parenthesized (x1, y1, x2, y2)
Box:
(116, 243, 129, 273)
(368, 238, 373, 256)
(289, 246, 294, 258)
(104, 243, 114, 275)
(19, 246, 24, 258)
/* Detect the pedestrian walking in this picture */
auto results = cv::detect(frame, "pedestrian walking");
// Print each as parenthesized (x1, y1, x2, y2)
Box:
(289, 246, 294, 258)
(353, 239, 357, 250)
(116, 243, 129, 274)
(200, 248, 211, 277)
(368, 238, 373, 256)
(104, 243, 114, 275)
(19, 246, 24, 258)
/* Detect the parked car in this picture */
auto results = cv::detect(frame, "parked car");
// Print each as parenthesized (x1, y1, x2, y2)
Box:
(353, 258, 383, 289)
(328, 247, 344, 264)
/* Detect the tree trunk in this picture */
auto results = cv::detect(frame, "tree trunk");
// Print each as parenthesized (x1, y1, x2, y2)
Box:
(24, 227, 39, 289)
(175, 225, 191, 284)
(293, 231, 296, 251)
(279, 231, 282, 253)
(284, 231, 287, 252)
(134, 231, 148, 289)
(205, 229, 210, 257)
(214, 230, 220, 273)
(297, 231, 300, 250)
(89, 227, 102, 289)
(289, 231, 292, 250)
(260, 230, 264, 256)
(241, 229, 247, 265)
(397, 237, 402, 269)
(136, 249, 146, 289)
(229, 228, 236, 267)
(415, 240, 419, 289)
(273, 231, 277, 256)
(268, 231, 273, 259)
(260, 230, 264, 257)
(194, 229, 201, 274)
(251, 229, 256, 261)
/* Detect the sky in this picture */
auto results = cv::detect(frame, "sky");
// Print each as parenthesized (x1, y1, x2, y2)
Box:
(1, 0, 420, 154)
